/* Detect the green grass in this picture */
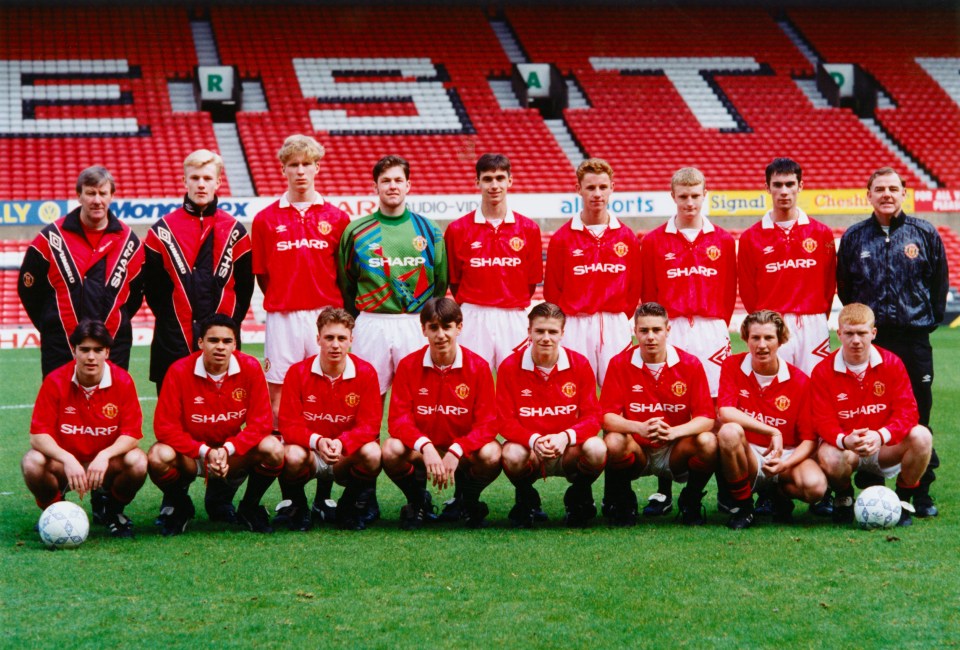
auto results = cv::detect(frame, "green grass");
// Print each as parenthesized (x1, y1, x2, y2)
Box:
(2, 335, 959, 649)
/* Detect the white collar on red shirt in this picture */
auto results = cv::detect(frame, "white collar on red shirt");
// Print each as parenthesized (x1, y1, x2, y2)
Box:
(665, 213, 715, 235)
(834, 346, 883, 373)
(423, 345, 464, 370)
(310, 354, 357, 380)
(630, 344, 680, 370)
(474, 207, 515, 225)
(761, 208, 810, 229)
(740, 353, 791, 383)
(571, 211, 622, 231)
(72, 362, 113, 389)
(522, 346, 570, 372)
(194, 353, 241, 378)
(279, 191, 325, 209)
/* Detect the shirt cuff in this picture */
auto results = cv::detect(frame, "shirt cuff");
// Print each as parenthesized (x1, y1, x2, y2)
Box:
(309, 433, 321, 450)
(878, 428, 892, 445)
(224, 442, 236, 456)
(836, 434, 846, 450)
(448, 443, 464, 459)
(565, 428, 576, 446)
(528, 433, 541, 450)
(198, 444, 210, 459)
(414, 437, 432, 454)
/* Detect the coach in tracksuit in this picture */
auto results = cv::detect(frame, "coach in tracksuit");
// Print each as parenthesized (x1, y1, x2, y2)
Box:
(836, 166, 948, 517)
(18, 166, 144, 377)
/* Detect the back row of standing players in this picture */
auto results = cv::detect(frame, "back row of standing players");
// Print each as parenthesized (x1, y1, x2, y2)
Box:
(18, 136, 947, 533)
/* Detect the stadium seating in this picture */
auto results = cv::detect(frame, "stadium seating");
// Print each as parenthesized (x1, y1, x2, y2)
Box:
(789, 10, 960, 188)
(506, 6, 925, 190)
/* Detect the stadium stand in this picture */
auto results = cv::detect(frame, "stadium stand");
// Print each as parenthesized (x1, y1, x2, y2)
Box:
(505, 6, 925, 190)
(790, 10, 960, 188)
(0, 7, 224, 200)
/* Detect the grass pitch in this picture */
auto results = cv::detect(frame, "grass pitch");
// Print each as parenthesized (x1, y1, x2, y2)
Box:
(2, 334, 959, 649)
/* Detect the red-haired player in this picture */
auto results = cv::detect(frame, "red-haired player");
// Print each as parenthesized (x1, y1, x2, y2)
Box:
(499, 302, 606, 528)
(383, 298, 501, 529)
(273, 307, 382, 531)
(147, 314, 282, 535)
(716, 310, 827, 530)
(601, 303, 716, 526)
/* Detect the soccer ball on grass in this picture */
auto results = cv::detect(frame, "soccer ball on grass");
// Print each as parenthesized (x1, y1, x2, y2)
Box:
(38, 501, 89, 549)
(854, 485, 902, 530)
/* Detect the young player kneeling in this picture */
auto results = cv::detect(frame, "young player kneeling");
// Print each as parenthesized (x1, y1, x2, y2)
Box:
(499, 302, 605, 528)
(383, 298, 501, 530)
(22, 320, 147, 538)
(601, 303, 716, 526)
(274, 308, 382, 531)
(716, 310, 827, 530)
(148, 315, 283, 535)
(813, 303, 932, 526)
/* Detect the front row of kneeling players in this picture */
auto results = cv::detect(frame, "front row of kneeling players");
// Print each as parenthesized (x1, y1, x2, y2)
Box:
(22, 298, 932, 536)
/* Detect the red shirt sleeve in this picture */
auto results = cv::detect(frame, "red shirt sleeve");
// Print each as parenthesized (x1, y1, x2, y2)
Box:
(278, 362, 311, 449)
(337, 364, 383, 456)
(387, 356, 426, 449)
(717, 355, 741, 409)
(444, 220, 464, 288)
(542, 228, 564, 305)
(451, 359, 497, 455)
(154, 364, 203, 458)
(570, 359, 601, 442)
(810, 360, 846, 448)
(639, 231, 658, 303)
(496, 358, 532, 446)
(820, 227, 838, 317)
(737, 230, 758, 314)
(223, 357, 272, 456)
(525, 219, 544, 287)
(721, 233, 737, 323)
(251, 212, 270, 276)
(599, 354, 628, 417)
(116, 370, 144, 440)
(687, 358, 715, 420)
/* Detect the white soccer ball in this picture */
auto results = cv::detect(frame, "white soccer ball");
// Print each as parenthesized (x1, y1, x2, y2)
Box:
(854, 485, 902, 530)
(38, 501, 90, 549)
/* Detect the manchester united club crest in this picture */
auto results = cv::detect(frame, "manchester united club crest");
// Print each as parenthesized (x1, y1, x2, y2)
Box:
(613, 242, 629, 258)
(802, 238, 817, 253)
(873, 381, 885, 397)
(101, 403, 118, 419)
(706, 245, 721, 261)
(509, 237, 525, 252)
(318, 221, 332, 236)
(904, 243, 919, 260)
(775, 395, 791, 411)
(22, 272, 34, 288)
(671, 381, 687, 397)
(455, 383, 470, 399)
(232, 388, 247, 402)
(412, 235, 428, 252)
(345, 392, 360, 407)
(562, 382, 577, 398)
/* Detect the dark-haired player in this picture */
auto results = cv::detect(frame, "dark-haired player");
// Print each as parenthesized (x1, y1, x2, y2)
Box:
(444, 154, 543, 369)
(274, 307, 382, 531)
(499, 302, 605, 528)
(147, 314, 282, 535)
(22, 320, 146, 537)
(600, 303, 716, 526)
(383, 298, 501, 529)
(716, 310, 827, 529)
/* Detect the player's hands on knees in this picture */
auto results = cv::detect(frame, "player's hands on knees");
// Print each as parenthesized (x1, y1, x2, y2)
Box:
(63, 455, 89, 498)
(441, 453, 460, 488)
(318, 438, 343, 465)
(422, 444, 448, 489)
(86, 452, 110, 491)
(852, 429, 882, 456)
(206, 447, 229, 478)
(639, 417, 665, 441)
(765, 430, 783, 459)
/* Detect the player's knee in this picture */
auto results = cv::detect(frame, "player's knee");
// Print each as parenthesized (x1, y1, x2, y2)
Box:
(476, 441, 502, 468)
(147, 442, 175, 469)
(907, 425, 932, 452)
(258, 435, 285, 463)
(381, 437, 406, 463)
(716, 423, 744, 451)
(21, 449, 47, 477)
(816, 444, 849, 476)
(581, 437, 607, 465)
(603, 432, 628, 458)
(125, 448, 148, 477)
(359, 441, 383, 467)
(695, 431, 718, 456)
(501, 442, 530, 474)
(284, 444, 308, 470)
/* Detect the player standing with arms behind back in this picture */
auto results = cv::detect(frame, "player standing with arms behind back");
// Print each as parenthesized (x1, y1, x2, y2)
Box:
(639, 168, 736, 516)
(444, 154, 543, 369)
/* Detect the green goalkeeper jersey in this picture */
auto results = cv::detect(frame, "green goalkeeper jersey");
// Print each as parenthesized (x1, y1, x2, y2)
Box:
(337, 209, 448, 315)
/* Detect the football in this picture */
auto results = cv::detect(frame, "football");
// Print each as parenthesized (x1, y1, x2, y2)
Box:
(854, 486, 902, 530)
(38, 501, 90, 549)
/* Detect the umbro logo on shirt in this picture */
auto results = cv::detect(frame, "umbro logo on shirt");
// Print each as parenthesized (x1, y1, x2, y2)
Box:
(276, 225, 288, 233)
(64, 406, 77, 415)
(194, 396, 205, 404)
(664, 252, 676, 261)
(762, 246, 775, 255)
(306, 395, 316, 403)
(419, 388, 430, 396)
(740, 389, 751, 398)
(837, 393, 848, 401)
(521, 389, 533, 397)
(631, 385, 643, 392)
(572, 249, 584, 257)
(860, 251, 871, 259)
(471, 241, 482, 249)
